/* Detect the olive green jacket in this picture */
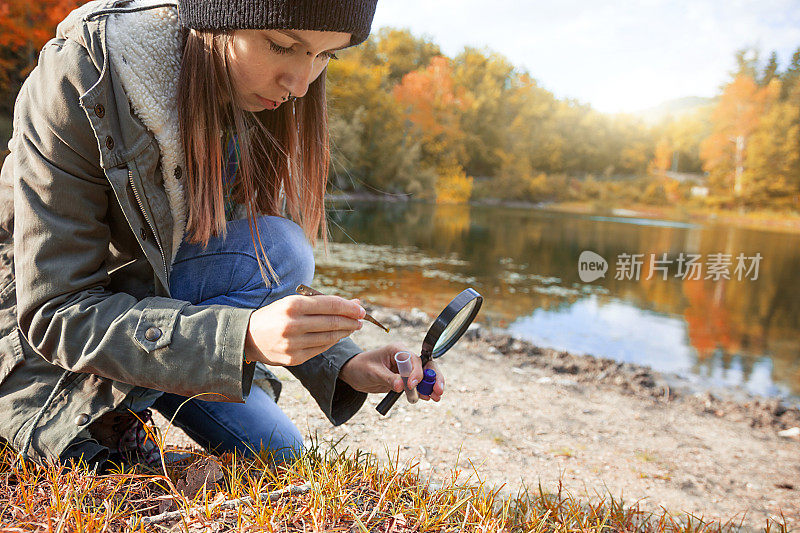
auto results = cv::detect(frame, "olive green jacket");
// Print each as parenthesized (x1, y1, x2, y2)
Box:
(0, 0, 366, 464)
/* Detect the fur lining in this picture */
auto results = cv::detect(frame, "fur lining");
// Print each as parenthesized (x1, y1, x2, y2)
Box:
(106, 0, 186, 263)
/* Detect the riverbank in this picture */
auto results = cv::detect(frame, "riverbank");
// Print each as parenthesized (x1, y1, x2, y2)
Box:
(327, 192, 800, 234)
(545, 201, 800, 235)
(207, 304, 799, 530)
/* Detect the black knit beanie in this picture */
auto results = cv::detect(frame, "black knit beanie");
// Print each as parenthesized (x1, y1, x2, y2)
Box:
(178, 0, 379, 46)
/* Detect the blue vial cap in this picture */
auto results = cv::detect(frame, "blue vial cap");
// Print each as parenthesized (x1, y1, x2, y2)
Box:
(416, 368, 436, 396)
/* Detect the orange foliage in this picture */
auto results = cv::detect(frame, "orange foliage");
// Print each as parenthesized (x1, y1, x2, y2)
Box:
(0, 0, 81, 50)
(393, 56, 464, 136)
(0, 0, 82, 92)
(699, 75, 771, 195)
(392, 56, 469, 168)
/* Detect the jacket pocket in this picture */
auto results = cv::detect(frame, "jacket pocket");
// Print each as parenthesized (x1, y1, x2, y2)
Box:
(0, 328, 25, 387)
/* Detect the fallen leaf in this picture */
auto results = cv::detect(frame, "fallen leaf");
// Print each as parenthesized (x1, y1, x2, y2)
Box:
(176, 457, 225, 499)
(380, 513, 410, 533)
(209, 491, 228, 509)
(156, 494, 178, 514)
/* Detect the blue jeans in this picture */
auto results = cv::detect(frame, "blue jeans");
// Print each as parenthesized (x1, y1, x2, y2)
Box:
(152, 216, 314, 462)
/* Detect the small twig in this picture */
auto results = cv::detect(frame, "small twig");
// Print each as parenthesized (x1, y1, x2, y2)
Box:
(129, 482, 311, 527)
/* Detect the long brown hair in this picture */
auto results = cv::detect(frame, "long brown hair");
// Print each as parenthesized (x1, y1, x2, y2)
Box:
(177, 29, 330, 285)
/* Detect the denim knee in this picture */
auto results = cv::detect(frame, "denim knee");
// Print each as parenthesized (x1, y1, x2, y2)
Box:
(254, 215, 315, 300)
(152, 388, 305, 463)
(170, 215, 315, 307)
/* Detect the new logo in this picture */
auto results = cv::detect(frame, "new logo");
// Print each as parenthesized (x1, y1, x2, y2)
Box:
(578, 251, 608, 282)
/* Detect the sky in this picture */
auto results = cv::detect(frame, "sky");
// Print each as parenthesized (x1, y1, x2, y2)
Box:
(371, 0, 800, 114)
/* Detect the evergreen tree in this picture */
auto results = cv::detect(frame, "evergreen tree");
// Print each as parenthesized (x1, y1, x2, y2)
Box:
(780, 47, 800, 99)
(743, 79, 800, 208)
(760, 50, 779, 87)
(732, 48, 760, 80)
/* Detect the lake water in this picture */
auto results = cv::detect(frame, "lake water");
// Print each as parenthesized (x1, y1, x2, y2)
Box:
(313, 200, 800, 399)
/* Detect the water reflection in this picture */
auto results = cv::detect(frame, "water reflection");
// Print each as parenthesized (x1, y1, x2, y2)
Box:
(318, 200, 800, 397)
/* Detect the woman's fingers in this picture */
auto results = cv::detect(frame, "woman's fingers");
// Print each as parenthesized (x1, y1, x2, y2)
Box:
(247, 296, 367, 367)
(398, 354, 446, 402)
(293, 294, 365, 320)
(405, 352, 424, 389)
(419, 361, 445, 402)
(296, 314, 363, 334)
(381, 361, 404, 393)
(299, 330, 359, 350)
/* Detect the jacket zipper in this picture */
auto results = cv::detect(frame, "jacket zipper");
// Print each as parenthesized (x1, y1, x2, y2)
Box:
(128, 168, 168, 284)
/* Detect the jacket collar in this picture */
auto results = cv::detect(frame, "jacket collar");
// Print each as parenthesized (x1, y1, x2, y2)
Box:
(105, 0, 186, 263)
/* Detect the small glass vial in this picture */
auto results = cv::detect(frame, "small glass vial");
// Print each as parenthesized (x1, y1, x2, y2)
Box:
(394, 351, 419, 404)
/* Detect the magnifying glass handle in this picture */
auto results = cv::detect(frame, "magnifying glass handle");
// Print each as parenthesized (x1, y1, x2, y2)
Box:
(376, 390, 402, 416)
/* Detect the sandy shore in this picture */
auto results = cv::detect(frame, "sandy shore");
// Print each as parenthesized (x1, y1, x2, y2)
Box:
(160, 305, 800, 530)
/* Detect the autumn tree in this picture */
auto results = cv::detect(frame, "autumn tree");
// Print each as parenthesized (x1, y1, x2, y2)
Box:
(700, 74, 770, 202)
(451, 47, 519, 177)
(644, 108, 711, 176)
(648, 138, 673, 175)
(491, 73, 563, 199)
(327, 47, 435, 196)
(666, 108, 712, 173)
(326, 29, 449, 196)
(0, 0, 83, 112)
(742, 77, 800, 208)
(434, 163, 473, 204)
(699, 46, 800, 209)
(393, 56, 469, 172)
(731, 48, 760, 81)
(371, 28, 441, 86)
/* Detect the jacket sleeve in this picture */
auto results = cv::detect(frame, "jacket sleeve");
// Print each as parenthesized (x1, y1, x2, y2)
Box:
(288, 337, 368, 425)
(10, 39, 254, 402)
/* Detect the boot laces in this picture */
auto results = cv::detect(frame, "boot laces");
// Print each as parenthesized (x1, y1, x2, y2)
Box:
(114, 409, 161, 467)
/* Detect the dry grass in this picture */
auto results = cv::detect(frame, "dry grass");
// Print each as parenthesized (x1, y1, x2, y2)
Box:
(0, 439, 790, 532)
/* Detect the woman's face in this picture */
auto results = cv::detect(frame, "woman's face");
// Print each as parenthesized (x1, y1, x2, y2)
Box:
(226, 29, 351, 112)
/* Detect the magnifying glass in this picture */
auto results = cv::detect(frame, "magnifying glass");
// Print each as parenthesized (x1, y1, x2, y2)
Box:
(376, 288, 483, 416)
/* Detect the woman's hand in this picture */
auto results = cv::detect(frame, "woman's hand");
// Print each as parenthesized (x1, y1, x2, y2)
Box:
(245, 295, 365, 366)
(339, 343, 445, 402)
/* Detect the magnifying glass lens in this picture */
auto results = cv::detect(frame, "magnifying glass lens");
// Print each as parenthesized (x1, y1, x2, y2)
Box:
(375, 288, 483, 416)
(433, 299, 479, 354)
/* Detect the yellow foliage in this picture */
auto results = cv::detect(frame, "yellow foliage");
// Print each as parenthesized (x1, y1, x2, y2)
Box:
(526, 173, 550, 200)
(435, 164, 473, 204)
(648, 139, 673, 175)
(700, 74, 772, 196)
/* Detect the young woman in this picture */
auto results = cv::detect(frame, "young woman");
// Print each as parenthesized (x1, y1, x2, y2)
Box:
(0, 0, 444, 468)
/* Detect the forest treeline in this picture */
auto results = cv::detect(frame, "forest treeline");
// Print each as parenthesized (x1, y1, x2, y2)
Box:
(327, 31, 800, 209)
(2, 1, 799, 209)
